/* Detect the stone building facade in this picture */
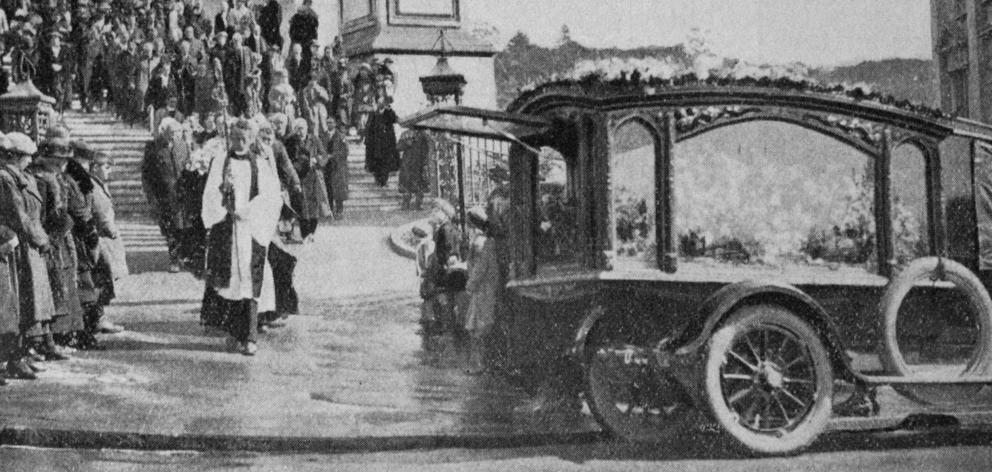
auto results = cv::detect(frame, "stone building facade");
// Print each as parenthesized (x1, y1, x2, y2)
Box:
(932, 0, 992, 120)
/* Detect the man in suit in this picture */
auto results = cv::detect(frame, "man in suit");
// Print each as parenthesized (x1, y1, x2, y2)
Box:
(258, 0, 283, 51)
(223, 32, 252, 117)
(143, 118, 189, 273)
(37, 29, 70, 114)
(289, 0, 318, 77)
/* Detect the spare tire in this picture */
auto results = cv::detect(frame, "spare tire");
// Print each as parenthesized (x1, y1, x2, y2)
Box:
(880, 257, 992, 405)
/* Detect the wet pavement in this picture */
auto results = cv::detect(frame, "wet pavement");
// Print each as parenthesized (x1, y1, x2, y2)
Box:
(4, 221, 992, 452)
(0, 222, 595, 447)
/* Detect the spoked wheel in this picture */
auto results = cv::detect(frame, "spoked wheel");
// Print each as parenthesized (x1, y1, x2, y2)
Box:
(585, 338, 702, 444)
(703, 304, 833, 455)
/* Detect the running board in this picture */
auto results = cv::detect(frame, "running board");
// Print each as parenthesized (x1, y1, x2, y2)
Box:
(860, 375, 992, 385)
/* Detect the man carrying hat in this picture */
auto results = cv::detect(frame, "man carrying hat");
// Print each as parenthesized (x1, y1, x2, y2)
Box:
(201, 118, 283, 356)
(0, 132, 55, 380)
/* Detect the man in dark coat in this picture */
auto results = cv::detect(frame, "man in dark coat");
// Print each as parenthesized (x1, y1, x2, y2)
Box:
(66, 140, 108, 350)
(223, 32, 253, 116)
(37, 29, 71, 113)
(142, 118, 189, 272)
(364, 101, 400, 186)
(397, 128, 432, 210)
(258, 0, 283, 50)
(172, 40, 198, 116)
(323, 118, 349, 219)
(288, 0, 318, 77)
(145, 61, 180, 112)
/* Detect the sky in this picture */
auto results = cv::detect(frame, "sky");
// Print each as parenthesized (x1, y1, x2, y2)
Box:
(463, 0, 933, 67)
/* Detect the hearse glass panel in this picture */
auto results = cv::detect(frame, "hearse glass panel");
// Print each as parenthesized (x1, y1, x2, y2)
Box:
(609, 118, 659, 268)
(890, 142, 932, 269)
(672, 120, 879, 277)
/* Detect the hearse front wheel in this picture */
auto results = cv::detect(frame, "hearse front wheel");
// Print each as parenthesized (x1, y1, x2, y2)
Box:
(585, 336, 703, 444)
(702, 304, 833, 455)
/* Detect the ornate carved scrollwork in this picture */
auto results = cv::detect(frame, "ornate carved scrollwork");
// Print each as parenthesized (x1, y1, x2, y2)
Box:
(804, 114, 885, 151)
(673, 105, 762, 135)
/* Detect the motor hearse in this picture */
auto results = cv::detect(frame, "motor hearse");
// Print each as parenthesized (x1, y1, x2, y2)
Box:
(403, 75, 992, 455)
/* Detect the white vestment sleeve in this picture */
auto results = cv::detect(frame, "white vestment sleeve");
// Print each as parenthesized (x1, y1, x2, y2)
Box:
(248, 150, 284, 245)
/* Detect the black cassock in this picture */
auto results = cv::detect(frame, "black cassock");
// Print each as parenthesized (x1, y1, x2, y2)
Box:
(364, 107, 400, 185)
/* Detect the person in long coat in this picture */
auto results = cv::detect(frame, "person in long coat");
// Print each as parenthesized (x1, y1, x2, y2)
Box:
(0, 132, 54, 379)
(288, 0, 318, 76)
(89, 151, 127, 334)
(142, 118, 189, 272)
(364, 101, 400, 186)
(258, 0, 282, 50)
(464, 208, 498, 374)
(0, 224, 19, 385)
(37, 29, 71, 113)
(27, 129, 82, 358)
(397, 128, 432, 210)
(323, 118, 349, 218)
(223, 32, 253, 117)
(297, 71, 330, 143)
(287, 118, 329, 239)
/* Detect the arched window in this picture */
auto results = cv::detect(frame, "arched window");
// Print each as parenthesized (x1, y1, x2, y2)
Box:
(890, 143, 931, 268)
(673, 120, 878, 276)
(610, 119, 657, 267)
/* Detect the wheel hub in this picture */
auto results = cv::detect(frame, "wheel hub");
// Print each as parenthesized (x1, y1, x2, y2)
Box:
(757, 361, 784, 390)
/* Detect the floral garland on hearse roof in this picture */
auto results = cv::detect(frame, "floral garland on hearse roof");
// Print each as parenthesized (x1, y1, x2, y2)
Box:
(510, 71, 949, 121)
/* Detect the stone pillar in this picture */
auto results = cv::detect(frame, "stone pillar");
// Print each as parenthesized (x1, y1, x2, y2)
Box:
(0, 81, 56, 142)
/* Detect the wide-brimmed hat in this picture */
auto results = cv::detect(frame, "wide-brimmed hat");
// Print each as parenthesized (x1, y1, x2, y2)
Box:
(6, 132, 38, 156)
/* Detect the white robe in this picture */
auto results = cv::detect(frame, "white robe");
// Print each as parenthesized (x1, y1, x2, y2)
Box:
(201, 148, 283, 310)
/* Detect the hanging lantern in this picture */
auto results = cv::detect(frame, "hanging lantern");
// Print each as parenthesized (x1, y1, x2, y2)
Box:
(419, 29, 466, 105)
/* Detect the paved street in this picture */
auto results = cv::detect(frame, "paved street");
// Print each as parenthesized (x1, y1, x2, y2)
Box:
(4, 434, 992, 472)
(3, 219, 992, 469)
(0, 220, 593, 444)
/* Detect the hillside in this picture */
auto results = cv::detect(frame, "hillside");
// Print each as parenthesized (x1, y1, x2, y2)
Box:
(494, 33, 936, 109)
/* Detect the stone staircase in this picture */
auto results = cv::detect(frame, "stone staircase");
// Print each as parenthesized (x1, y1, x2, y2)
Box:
(60, 111, 152, 217)
(59, 110, 409, 217)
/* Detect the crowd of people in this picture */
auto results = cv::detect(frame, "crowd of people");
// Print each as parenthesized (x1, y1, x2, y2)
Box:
(0, 0, 451, 372)
(0, 126, 128, 384)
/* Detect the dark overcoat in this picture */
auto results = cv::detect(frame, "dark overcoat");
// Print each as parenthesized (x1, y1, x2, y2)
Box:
(27, 165, 84, 332)
(0, 165, 55, 337)
(397, 129, 432, 194)
(324, 130, 349, 202)
(364, 108, 400, 178)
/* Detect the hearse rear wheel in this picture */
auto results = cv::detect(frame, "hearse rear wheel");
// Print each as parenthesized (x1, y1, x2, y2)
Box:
(702, 304, 833, 456)
(585, 336, 702, 444)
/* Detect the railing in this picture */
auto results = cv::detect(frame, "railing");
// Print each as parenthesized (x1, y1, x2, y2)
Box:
(431, 133, 509, 210)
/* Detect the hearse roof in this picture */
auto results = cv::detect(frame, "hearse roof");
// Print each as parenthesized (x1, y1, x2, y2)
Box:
(506, 74, 992, 140)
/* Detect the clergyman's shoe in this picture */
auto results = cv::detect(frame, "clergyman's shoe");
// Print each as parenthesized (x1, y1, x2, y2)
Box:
(6, 360, 38, 380)
(242, 342, 257, 356)
(27, 361, 46, 372)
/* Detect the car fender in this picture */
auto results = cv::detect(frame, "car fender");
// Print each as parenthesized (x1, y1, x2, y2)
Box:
(568, 304, 608, 363)
(674, 280, 857, 381)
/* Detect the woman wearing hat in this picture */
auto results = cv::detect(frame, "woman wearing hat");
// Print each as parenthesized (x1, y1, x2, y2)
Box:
(27, 127, 84, 356)
(0, 132, 58, 375)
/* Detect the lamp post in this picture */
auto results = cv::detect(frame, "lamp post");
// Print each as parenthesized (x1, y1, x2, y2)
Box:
(419, 29, 468, 231)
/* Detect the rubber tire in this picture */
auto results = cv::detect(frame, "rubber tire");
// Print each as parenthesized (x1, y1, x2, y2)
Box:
(585, 338, 703, 444)
(702, 304, 833, 456)
(880, 257, 992, 405)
